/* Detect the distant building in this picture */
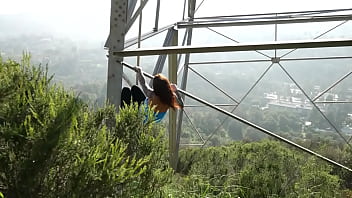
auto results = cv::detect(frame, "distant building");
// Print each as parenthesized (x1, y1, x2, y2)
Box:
(264, 91, 313, 113)
(267, 101, 313, 113)
(341, 126, 352, 136)
(290, 88, 303, 95)
(264, 93, 278, 100)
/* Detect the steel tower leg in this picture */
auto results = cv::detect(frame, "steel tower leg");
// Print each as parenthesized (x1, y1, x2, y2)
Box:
(106, 0, 128, 110)
(168, 28, 178, 170)
(176, 0, 196, 153)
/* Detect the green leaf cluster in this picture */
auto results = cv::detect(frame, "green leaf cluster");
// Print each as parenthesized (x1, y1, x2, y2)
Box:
(0, 56, 171, 197)
(174, 140, 342, 197)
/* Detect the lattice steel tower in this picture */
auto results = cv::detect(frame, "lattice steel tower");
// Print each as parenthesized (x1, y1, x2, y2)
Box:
(105, 0, 352, 171)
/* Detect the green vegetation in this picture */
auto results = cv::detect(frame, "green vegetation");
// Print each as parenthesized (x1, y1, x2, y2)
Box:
(0, 56, 170, 197)
(175, 141, 343, 197)
(1, 56, 352, 197)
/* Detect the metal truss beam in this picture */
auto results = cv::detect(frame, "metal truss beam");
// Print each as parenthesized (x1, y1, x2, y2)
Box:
(180, 74, 352, 172)
(277, 62, 352, 148)
(127, 0, 138, 19)
(202, 62, 274, 147)
(315, 101, 352, 104)
(126, 0, 149, 33)
(192, 8, 352, 20)
(189, 66, 239, 104)
(121, 61, 352, 172)
(124, 24, 175, 48)
(313, 71, 352, 102)
(151, 28, 176, 79)
(184, 104, 237, 107)
(153, 0, 161, 31)
(183, 109, 205, 144)
(177, 8, 352, 29)
(187, 56, 352, 66)
(177, 15, 352, 28)
(114, 39, 352, 57)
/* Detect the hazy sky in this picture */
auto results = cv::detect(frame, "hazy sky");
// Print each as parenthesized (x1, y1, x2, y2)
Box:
(1, 0, 351, 41)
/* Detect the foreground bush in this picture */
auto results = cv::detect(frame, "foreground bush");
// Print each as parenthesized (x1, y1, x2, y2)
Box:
(174, 140, 342, 197)
(0, 56, 171, 197)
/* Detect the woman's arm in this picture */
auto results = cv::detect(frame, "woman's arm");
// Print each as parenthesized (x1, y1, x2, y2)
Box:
(171, 84, 184, 108)
(135, 66, 154, 97)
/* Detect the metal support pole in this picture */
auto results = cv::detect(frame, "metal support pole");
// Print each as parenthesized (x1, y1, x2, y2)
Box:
(106, 0, 128, 110)
(176, 0, 196, 158)
(168, 28, 178, 170)
(153, 0, 160, 31)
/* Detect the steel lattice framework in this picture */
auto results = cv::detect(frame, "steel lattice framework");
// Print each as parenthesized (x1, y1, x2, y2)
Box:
(105, 0, 352, 171)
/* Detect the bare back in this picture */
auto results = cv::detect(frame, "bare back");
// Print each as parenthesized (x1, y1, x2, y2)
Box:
(149, 95, 169, 112)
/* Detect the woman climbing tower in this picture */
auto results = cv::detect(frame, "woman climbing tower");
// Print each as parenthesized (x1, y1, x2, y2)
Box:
(121, 66, 183, 122)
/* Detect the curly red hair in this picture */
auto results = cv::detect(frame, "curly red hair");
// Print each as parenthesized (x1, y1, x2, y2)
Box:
(153, 74, 180, 110)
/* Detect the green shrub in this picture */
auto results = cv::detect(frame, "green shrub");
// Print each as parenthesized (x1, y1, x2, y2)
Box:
(0, 56, 171, 197)
(175, 140, 342, 197)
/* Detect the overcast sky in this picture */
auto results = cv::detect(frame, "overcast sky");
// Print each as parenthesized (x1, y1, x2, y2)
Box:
(1, 0, 351, 41)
